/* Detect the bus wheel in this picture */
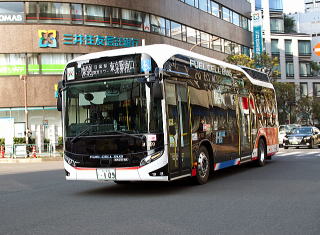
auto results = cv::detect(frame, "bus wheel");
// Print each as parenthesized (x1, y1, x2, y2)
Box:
(194, 146, 210, 185)
(256, 139, 266, 167)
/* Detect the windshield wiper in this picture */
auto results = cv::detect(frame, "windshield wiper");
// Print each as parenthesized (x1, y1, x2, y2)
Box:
(71, 125, 98, 143)
(107, 130, 144, 141)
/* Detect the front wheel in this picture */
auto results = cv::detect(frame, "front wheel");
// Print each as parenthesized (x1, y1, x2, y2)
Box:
(309, 140, 314, 149)
(256, 139, 266, 167)
(194, 146, 210, 185)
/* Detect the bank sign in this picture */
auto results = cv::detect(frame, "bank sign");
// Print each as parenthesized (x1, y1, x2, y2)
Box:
(252, 11, 263, 55)
(38, 30, 139, 48)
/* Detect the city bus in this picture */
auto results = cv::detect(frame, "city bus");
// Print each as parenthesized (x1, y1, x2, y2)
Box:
(57, 44, 278, 184)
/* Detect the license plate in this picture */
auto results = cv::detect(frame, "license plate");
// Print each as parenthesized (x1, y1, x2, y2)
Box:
(97, 168, 116, 180)
(291, 140, 298, 145)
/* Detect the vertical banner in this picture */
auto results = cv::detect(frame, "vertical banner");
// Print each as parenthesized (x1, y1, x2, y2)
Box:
(252, 11, 263, 55)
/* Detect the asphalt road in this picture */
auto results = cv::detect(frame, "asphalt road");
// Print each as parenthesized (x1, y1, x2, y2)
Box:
(1, 148, 320, 235)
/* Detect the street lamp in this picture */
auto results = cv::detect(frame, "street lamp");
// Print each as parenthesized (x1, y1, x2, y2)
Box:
(19, 75, 29, 144)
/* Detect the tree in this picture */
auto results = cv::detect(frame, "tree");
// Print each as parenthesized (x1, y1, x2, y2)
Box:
(284, 15, 296, 33)
(311, 61, 320, 76)
(225, 53, 280, 80)
(296, 96, 313, 125)
(273, 82, 297, 124)
(312, 98, 320, 126)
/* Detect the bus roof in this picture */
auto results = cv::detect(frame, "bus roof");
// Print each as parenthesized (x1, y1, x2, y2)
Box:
(68, 44, 274, 90)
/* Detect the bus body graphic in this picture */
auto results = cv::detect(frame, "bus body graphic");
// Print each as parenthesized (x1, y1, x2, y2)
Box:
(58, 44, 279, 184)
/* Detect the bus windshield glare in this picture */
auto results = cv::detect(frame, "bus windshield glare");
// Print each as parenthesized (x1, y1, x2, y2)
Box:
(65, 78, 163, 137)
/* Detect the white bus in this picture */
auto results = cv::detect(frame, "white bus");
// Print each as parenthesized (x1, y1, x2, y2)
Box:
(57, 44, 278, 184)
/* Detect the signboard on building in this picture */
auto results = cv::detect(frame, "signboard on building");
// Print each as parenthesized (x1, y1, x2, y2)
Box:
(0, 13, 24, 23)
(38, 30, 58, 48)
(252, 10, 263, 55)
(63, 33, 139, 48)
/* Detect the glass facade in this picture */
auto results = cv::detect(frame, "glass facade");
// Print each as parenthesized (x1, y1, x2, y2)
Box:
(180, 0, 251, 31)
(16, 1, 251, 56)
(0, 53, 80, 76)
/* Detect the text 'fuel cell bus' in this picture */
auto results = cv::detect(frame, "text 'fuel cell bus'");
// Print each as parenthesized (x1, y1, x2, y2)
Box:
(57, 44, 279, 184)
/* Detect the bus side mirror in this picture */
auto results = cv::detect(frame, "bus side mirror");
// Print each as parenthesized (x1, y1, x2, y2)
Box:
(57, 80, 64, 112)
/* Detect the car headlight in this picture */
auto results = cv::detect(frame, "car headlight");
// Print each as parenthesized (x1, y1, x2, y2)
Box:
(140, 151, 163, 166)
(304, 137, 311, 140)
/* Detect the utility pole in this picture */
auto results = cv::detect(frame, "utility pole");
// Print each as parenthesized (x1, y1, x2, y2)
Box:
(20, 75, 28, 144)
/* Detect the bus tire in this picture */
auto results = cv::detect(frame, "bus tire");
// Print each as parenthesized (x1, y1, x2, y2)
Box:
(256, 139, 266, 167)
(194, 146, 210, 185)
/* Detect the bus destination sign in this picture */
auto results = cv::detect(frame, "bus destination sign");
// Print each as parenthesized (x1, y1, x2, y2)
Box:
(77, 56, 139, 80)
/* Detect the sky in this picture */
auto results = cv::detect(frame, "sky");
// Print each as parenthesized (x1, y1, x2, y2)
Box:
(282, 0, 305, 13)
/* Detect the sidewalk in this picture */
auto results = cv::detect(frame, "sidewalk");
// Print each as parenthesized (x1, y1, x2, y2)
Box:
(0, 156, 63, 164)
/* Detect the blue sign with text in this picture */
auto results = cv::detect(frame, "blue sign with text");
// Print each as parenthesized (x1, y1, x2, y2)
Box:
(63, 34, 139, 47)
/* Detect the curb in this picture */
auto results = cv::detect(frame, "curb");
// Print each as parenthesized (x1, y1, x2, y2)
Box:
(0, 157, 63, 164)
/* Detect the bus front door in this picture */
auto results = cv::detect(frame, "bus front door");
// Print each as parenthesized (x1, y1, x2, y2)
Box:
(165, 82, 191, 180)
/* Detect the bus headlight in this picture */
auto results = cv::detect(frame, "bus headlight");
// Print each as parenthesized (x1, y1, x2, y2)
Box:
(140, 151, 163, 166)
(64, 155, 80, 167)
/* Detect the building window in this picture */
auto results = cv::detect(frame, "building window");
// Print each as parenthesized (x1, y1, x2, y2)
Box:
(285, 40, 292, 55)
(111, 8, 120, 27)
(201, 32, 210, 48)
(121, 9, 144, 31)
(232, 12, 240, 26)
(313, 83, 320, 97)
(222, 7, 231, 22)
(171, 21, 182, 41)
(84, 5, 110, 26)
(187, 27, 197, 44)
(0, 54, 26, 75)
(27, 54, 39, 75)
(300, 83, 308, 97)
(269, 0, 284, 12)
(224, 40, 232, 54)
(270, 18, 284, 33)
(165, 19, 171, 37)
(41, 54, 73, 75)
(181, 25, 187, 42)
(240, 16, 249, 30)
(210, 1, 220, 17)
(271, 39, 279, 54)
(25, 2, 37, 22)
(286, 62, 294, 77)
(199, 0, 209, 12)
(211, 36, 221, 51)
(0, 2, 24, 23)
(241, 46, 250, 56)
(71, 4, 83, 24)
(39, 2, 71, 24)
(150, 15, 166, 35)
(185, 0, 195, 7)
(300, 62, 312, 77)
(298, 41, 312, 56)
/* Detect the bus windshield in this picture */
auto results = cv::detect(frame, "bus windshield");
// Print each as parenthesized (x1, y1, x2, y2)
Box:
(65, 78, 163, 137)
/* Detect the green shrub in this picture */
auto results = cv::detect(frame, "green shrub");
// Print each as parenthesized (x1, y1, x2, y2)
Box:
(58, 136, 63, 146)
(44, 138, 50, 144)
(14, 137, 26, 144)
(0, 138, 5, 145)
